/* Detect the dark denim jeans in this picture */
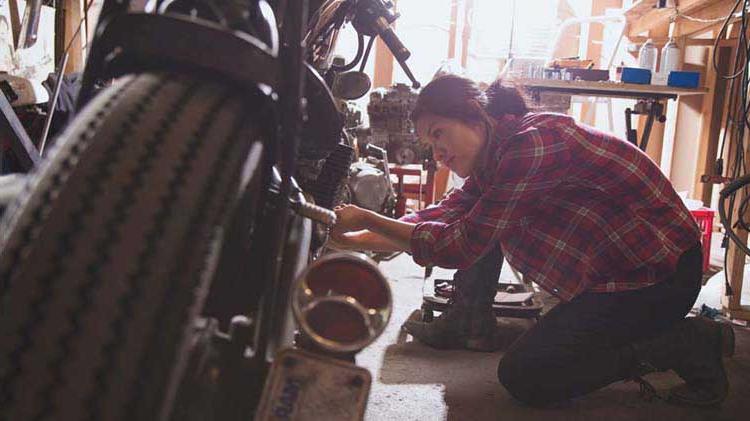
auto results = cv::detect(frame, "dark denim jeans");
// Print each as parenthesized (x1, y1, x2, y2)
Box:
(497, 243, 703, 406)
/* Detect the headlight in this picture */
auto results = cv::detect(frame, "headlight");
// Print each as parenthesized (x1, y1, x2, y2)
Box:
(291, 252, 392, 353)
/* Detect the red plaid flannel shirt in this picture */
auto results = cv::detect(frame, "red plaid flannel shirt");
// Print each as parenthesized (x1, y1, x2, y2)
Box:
(401, 113, 701, 301)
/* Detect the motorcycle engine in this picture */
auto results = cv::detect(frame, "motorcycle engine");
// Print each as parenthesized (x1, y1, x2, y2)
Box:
(364, 83, 431, 165)
(347, 159, 395, 216)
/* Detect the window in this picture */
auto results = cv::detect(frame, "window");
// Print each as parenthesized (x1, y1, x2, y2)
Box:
(466, 0, 560, 82)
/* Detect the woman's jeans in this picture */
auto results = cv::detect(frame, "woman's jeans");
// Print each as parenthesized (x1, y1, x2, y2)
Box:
(497, 243, 703, 406)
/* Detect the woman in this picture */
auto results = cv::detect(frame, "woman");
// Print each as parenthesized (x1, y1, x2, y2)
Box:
(331, 74, 734, 407)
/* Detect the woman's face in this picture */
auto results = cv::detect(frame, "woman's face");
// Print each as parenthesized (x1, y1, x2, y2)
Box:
(415, 113, 487, 177)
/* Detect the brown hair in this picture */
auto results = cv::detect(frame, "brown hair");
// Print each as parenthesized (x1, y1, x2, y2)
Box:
(410, 74, 528, 127)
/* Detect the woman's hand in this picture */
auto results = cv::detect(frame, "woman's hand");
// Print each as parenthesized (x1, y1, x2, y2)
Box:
(333, 204, 372, 234)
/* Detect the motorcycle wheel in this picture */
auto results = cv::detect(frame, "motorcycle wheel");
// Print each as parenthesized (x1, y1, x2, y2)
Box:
(0, 72, 265, 421)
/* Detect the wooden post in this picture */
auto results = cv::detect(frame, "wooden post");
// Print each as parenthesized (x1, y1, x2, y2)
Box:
(373, 38, 395, 89)
(447, 0, 459, 60)
(578, 0, 622, 126)
(61, 0, 86, 74)
(460, 0, 473, 69)
(662, 36, 708, 191)
(695, 46, 731, 204)
(638, 24, 670, 166)
(372, 0, 399, 88)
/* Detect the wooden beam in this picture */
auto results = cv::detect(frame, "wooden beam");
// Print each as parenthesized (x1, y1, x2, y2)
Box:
(673, 0, 741, 38)
(62, 0, 86, 74)
(626, 0, 739, 39)
(373, 38, 395, 88)
(460, 0, 474, 69)
(638, 23, 670, 166)
(551, 0, 581, 60)
(664, 37, 704, 190)
(626, 5, 673, 38)
(447, 0, 459, 59)
(726, 306, 750, 321)
(580, 0, 623, 126)
(373, 0, 397, 88)
(695, 46, 731, 205)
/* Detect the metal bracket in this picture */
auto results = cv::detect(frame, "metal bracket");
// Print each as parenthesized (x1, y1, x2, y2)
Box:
(0, 91, 40, 172)
(624, 98, 667, 152)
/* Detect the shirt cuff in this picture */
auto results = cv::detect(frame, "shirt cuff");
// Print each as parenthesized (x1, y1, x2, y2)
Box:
(410, 221, 443, 266)
(398, 211, 422, 224)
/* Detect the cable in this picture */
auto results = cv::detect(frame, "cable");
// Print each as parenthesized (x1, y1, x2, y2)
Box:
(331, 32, 364, 72)
(712, 0, 746, 80)
(676, 9, 743, 24)
(711, 0, 750, 297)
(359, 35, 376, 72)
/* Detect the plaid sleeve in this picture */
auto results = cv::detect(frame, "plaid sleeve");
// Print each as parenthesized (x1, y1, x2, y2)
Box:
(410, 128, 570, 268)
(398, 176, 481, 224)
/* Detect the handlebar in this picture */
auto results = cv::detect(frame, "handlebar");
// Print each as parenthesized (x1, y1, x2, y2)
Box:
(352, 0, 421, 89)
(373, 16, 409, 62)
(373, 17, 421, 89)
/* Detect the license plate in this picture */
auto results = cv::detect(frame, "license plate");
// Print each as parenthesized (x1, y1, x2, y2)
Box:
(254, 348, 372, 421)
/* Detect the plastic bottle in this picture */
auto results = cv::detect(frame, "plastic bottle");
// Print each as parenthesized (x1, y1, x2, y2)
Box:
(638, 39, 657, 75)
(660, 38, 681, 78)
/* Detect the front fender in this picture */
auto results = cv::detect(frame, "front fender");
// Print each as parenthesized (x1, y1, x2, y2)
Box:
(79, 12, 279, 108)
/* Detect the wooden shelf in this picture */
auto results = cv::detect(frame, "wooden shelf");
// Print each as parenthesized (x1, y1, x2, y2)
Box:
(625, 0, 739, 39)
(513, 78, 707, 100)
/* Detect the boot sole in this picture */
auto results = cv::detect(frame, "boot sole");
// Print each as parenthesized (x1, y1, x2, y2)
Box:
(668, 318, 734, 407)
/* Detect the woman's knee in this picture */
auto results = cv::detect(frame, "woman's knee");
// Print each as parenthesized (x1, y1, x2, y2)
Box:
(497, 353, 539, 405)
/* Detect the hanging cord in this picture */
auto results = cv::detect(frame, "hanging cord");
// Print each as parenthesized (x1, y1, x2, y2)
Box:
(712, 0, 747, 80)
(712, 0, 750, 297)
(675, 4, 744, 24)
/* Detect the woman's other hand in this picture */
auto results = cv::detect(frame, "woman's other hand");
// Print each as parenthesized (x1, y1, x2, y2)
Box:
(333, 204, 372, 233)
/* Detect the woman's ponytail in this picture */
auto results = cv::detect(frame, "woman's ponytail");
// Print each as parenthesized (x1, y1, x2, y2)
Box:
(483, 79, 528, 119)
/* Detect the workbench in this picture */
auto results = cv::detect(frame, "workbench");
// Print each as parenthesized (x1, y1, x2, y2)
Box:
(515, 78, 707, 153)
(515, 78, 707, 100)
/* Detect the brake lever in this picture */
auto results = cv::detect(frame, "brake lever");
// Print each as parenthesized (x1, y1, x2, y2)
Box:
(398, 60, 421, 89)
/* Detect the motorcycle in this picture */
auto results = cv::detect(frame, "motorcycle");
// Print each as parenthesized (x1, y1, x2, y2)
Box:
(0, 1, 420, 420)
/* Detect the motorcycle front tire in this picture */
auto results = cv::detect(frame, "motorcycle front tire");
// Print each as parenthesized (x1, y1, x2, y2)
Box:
(0, 72, 265, 421)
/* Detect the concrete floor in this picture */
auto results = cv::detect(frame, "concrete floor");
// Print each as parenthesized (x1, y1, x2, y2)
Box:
(358, 252, 750, 421)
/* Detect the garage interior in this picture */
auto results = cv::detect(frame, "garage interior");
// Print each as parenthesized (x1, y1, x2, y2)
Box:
(1, 0, 750, 420)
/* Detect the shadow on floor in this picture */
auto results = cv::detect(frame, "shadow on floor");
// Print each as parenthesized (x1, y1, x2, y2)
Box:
(375, 313, 750, 421)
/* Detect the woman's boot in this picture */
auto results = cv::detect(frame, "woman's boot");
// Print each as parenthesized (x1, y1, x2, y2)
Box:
(402, 246, 503, 351)
(629, 316, 735, 406)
